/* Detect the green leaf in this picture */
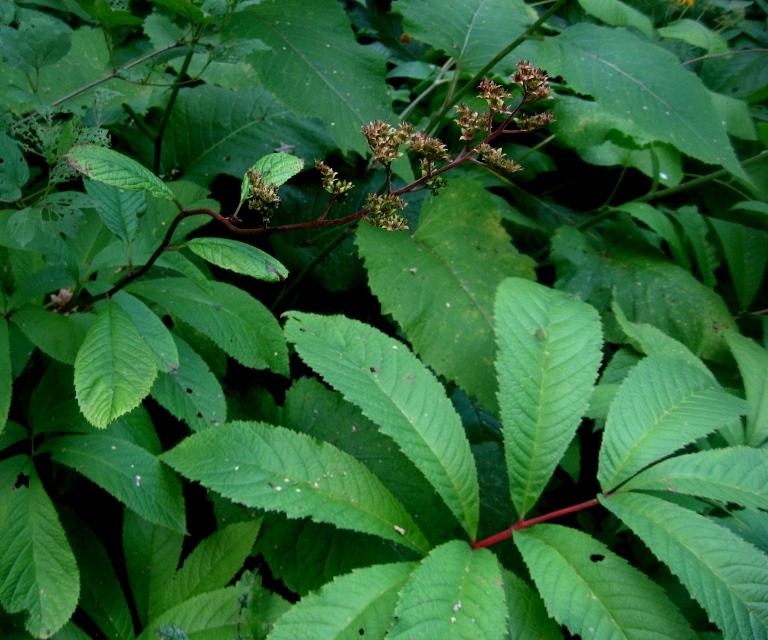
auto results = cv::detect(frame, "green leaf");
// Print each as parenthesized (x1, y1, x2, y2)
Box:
(356, 179, 536, 412)
(614, 202, 689, 269)
(127, 278, 289, 375)
(0, 132, 29, 201)
(0, 471, 79, 638)
(514, 523, 698, 640)
(150, 334, 226, 431)
(150, 0, 204, 22)
(658, 19, 729, 54)
(0, 319, 10, 433)
(267, 562, 415, 640)
(186, 238, 288, 282)
(40, 434, 186, 533)
(123, 511, 184, 628)
(388, 540, 506, 640)
(620, 447, 768, 510)
(576, 0, 653, 37)
(162, 421, 430, 554)
(536, 24, 746, 179)
(239, 153, 304, 204)
(495, 278, 602, 516)
(66, 145, 175, 201)
(285, 311, 480, 541)
(85, 181, 144, 244)
(597, 354, 747, 491)
(9, 305, 86, 365)
(162, 85, 333, 186)
(394, 0, 536, 75)
(74, 301, 157, 429)
(75, 0, 144, 28)
(709, 217, 768, 310)
(156, 520, 262, 616)
(726, 332, 768, 446)
(501, 569, 563, 640)
(670, 205, 720, 289)
(602, 491, 768, 639)
(227, 0, 395, 156)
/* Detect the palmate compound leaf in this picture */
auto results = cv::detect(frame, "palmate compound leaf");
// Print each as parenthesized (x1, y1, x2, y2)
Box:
(66, 145, 175, 202)
(597, 354, 747, 492)
(0, 469, 79, 638)
(74, 300, 157, 429)
(601, 492, 768, 639)
(620, 446, 768, 510)
(266, 562, 416, 640)
(726, 331, 768, 446)
(161, 421, 431, 554)
(284, 311, 480, 541)
(495, 278, 602, 517)
(186, 238, 289, 282)
(388, 540, 506, 640)
(514, 524, 698, 640)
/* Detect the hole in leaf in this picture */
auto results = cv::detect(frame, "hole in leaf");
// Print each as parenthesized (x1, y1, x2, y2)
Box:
(186, 388, 193, 393)
(358, 630, 365, 636)
(590, 554, 605, 563)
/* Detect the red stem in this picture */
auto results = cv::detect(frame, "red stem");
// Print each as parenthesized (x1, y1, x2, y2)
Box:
(471, 496, 605, 549)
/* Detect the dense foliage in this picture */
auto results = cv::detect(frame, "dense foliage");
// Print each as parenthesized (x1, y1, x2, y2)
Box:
(1, 0, 767, 638)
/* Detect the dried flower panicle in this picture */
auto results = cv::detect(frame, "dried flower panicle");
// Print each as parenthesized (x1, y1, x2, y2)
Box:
(361, 121, 414, 163)
(366, 193, 409, 231)
(515, 111, 555, 132)
(245, 168, 281, 226)
(407, 132, 451, 162)
(477, 78, 511, 112)
(315, 160, 354, 197)
(476, 143, 522, 174)
(512, 61, 551, 102)
(454, 104, 487, 141)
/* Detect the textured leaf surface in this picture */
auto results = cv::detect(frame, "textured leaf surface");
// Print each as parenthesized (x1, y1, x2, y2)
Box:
(515, 524, 698, 640)
(85, 181, 144, 243)
(502, 569, 563, 640)
(267, 562, 415, 640)
(495, 278, 602, 516)
(357, 180, 536, 412)
(576, 0, 653, 36)
(186, 238, 288, 282)
(285, 311, 479, 540)
(66, 145, 174, 201)
(0, 319, 10, 433)
(394, 0, 536, 75)
(9, 305, 86, 365)
(157, 520, 262, 616)
(42, 434, 186, 533)
(602, 492, 768, 639)
(598, 354, 746, 491)
(0, 473, 79, 638)
(536, 24, 745, 178)
(162, 421, 430, 553)
(150, 334, 226, 431)
(710, 217, 768, 310)
(388, 540, 506, 640)
(239, 152, 304, 203)
(228, 0, 394, 156)
(726, 332, 768, 446)
(621, 447, 768, 510)
(128, 278, 288, 375)
(113, 291, 179, 373)
(74, 301, 157, 429)
(658, 19, 729, 54)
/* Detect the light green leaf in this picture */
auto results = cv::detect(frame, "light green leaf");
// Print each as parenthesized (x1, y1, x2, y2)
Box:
(602, 491, 768, 640)
(0, 471, 79, 638)
(267, 562, 415, 640)
(156, 520, 262, 617)
(9, 305, 86, 365)
(394, 0, 536, 75)
(74, 301, 157, 429)
(658, 19, 729, 54)
(709, 217, 768, 310)
(127, 278, 289, 375)
(284, 311, 480, 541)
(577, 0, 653, 37)
(66, 145, 175, 201)
(41, 434, 186, 533)
(113, 291, 179, 373)
(162, 421, 430, 554)
(85, 181, 144, 243)
(501, 569, 563, 640)
(536, 24, 746, 179)
(597, 354, 747, 491)
(621, 447, 768, 510)
(0, 319, 10, 433)
(710, 91, 757, 141)
(123, 511, 184, 628)
(388, 540, 506, 640)
(357, 179, 536, 412)
(725, 331, 768, 446)
(186, 238, 288, 282)
(239, 153, 304, 203)
(227, 0, 395, 156)
(514, 524, 698, 640)
(150, 334, 226, 431)
(495, 278, 602, 516)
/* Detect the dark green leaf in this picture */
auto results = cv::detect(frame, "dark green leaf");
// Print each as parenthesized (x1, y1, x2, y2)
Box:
(85, 181, 144, 244)
(726, 332, 768, 446)
(9, 305, 86, 365)
(0, 132, 29, 201)
(0, 319, 10, 433)
(502, 568, 563, 640)
(186, 238, 288, 282)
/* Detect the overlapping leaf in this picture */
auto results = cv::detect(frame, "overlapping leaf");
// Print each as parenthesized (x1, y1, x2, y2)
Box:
(0, 319, 10, 432)
(597, 354, 746, 491)
(162, 421, 430, 553)
(514, 524, 698, 640)
(113, 291, 179, 373)
(710, 217, 768, 310)
(502, 569, 563, 640)
(239, 152, 304, 204)
(602, 492, 768, 639)
(85, 181, 144, 244)
(10, 304, 86, 365)
(285, 311, 480, 540)
(495, 277, 602, 516)
(726, 331, 768, 446)
(577, 0, 653, 36)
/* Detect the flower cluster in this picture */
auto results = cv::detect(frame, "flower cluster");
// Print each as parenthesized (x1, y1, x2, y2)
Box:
(245, 168, 281, 226)
(515, 111, 555, 132)
(366, 194, 409, 231)
(475, 143, 522, 174)
(477, 78, 511, 112)
(315, 160, 354, 197)
(361, 121, 414, 163)
(454, 104, 487, 141)
(408, 132, 451, 162)
(512, 61, 551, 102)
